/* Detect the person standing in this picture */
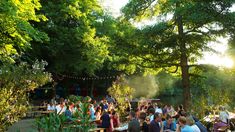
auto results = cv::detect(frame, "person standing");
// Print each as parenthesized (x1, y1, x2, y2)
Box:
(128, 111, 141, 132)
(176, 116, 193, 132)
(163, 114, 177, 131)
(149, 112, 163, 132)
(186, 116, 201, 132)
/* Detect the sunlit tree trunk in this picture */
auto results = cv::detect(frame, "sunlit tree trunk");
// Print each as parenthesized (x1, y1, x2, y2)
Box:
(176, 3, 191, 110)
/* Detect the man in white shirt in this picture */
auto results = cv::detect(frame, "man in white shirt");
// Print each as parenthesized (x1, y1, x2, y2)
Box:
(155, 105, 163, 114)
(219, 107, 229, 123)
(213, 106, 229, 132)
(47, 102, 56, 111)
(56, 102, 66, 115)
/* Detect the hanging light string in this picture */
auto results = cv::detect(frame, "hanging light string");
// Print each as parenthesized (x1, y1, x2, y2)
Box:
(55, 71, 144, 81)
(57, 74, 119, 81)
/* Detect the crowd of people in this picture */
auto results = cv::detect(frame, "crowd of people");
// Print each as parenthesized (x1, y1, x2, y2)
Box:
(127, 103, 207, 132)
(41, 95, 120, 131)
(39, 96, 232, 132)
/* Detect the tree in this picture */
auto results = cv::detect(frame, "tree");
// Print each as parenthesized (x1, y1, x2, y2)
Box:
(0, 1, 51, 130)
(190, 65, 235, 118)
(0, 0, 47, 63)
(28, 0, 110, 76)
(121, 0, 235, 109)
(0, 61, 51, 131)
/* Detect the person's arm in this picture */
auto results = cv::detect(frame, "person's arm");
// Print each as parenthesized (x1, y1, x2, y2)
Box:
(110, 118, 114, 131)
(176, 124, 181, 132)
(117, 115, 120, 127)
(160, 121, 164, 132)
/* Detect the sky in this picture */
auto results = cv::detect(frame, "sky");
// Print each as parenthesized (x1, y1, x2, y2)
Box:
(100, 0, 234, 68)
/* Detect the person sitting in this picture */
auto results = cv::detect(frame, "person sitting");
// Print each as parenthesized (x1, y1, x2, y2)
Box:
(64, 105, 72, 122)
(186, 116, 201, 132)
(47, 102, 56, 111)
(56, 101, 66, 115)
(163, 114, 177, 131)
(167, 105, 176, 117)
(148, 108, 156, 122)
(213, 106, 229, 132)
(95, 106, 102, 120)
(102, 100, 109, 111)
(128, 111, 141, 132)
(173, 104, 185, 120)
(139, 112, 149, 132)
(99, 111, 111, 129)
(155, 104, 163, 114)
(149, 112, 163, 132)
(111, 110, 120, 128)
(192, 116, 207, 132)
(176, 116, 193, 132)
(69, 102, 76, 114)
(89, 104, 96, 120)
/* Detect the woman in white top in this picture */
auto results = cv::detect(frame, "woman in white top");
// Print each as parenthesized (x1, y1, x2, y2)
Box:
(186, 116, 201, 132)
(219, 107, 229, 123)
(47, 102, 56, 111)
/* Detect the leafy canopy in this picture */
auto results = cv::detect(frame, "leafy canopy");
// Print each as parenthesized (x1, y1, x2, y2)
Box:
(121, 0, 235, 72)
(0, 0, 47, 63)
(30, 0, 110, 75)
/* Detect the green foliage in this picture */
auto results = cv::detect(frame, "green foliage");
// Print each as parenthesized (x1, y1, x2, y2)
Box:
(0, 61, 51, 131)
(35, 112, 68, 132)
(190, 65, 235, 118)
(121, 0, 235, 72)
(36, 98, 93, 132)
(72, 102, 94, 132)
(68, 95, 82, 103)
(107, 76, 134, 117)
(120, 0, 235, 108)
(29, 0, 110, 75)
(0, 0, 48, 63)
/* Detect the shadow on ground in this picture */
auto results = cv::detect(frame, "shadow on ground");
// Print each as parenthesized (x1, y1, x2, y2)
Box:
(7, 119, 37, 132)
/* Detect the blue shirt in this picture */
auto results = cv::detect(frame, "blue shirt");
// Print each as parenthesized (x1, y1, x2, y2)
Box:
(90, 107, 96, 120)
(181, 125, 194, 132)
(163, 121, 176, 131)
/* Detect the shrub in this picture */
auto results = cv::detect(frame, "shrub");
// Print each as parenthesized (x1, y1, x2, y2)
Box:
(0, 61, 51, 131)
(107, 76, 134, 118)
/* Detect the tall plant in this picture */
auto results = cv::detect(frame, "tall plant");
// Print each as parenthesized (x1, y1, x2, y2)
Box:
(107, 76, 134, 117)
(73, 102, 94, 132)
(35, 112, 68, 132)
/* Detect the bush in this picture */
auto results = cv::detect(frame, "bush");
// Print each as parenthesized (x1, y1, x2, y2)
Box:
(107, 76, 134, 118)
(0, 61, 51, 131)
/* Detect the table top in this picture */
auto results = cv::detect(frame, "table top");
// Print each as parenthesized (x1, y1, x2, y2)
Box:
(114, 123, 128, 131)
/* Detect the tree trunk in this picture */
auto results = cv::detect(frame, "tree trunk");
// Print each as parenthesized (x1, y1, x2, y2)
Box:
(90, 80, 94, 98)
(176, 3, 191, 110)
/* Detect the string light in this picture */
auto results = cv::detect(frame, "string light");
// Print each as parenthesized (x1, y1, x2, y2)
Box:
(54, 71, 144, 81)
(57, 74, 118, 81)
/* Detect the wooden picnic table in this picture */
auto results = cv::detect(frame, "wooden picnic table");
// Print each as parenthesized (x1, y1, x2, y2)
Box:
(89, 128, 106, 132)
(26, 106, 53, 118)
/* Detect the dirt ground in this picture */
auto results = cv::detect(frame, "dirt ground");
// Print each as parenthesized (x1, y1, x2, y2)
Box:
(7, 119, 37, 132)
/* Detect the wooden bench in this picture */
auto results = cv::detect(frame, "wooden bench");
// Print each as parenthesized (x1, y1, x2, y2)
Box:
(26, 106, 52, 118)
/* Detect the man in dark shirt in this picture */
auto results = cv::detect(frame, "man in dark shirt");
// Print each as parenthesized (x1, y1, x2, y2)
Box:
(99, 111, 110, 128)
(149, 112, 163, 132)
(128, 111, 141, 132)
